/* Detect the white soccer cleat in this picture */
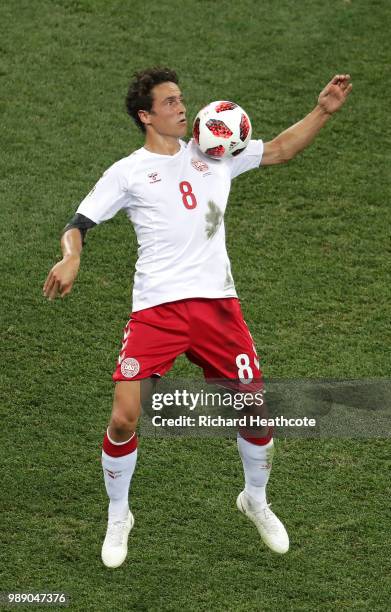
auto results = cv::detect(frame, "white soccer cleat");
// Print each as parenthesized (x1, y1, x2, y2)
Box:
(101, 510, 134, 568)
(236, 491, 289, 554)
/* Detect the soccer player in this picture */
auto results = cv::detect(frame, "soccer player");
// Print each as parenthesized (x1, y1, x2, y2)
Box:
(43, 68, 352, 568)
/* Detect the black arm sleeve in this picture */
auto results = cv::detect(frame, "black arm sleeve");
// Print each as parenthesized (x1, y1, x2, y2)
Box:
(62, 213, 97, 245)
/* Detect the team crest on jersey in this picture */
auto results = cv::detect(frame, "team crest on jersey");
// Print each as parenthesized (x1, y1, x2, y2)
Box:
(191, 158, 209, 173)
(148, 171, 161, 183)
(120, 357, 140, 378)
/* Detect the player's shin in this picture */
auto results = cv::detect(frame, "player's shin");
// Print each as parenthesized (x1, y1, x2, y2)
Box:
(237, 434, 274, 506)
(102, 429, 138, 522)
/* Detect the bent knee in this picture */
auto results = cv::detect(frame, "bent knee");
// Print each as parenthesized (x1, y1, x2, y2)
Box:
(111, 402, 140, 430)
(109, 411, 139, 442)
(110, 382, 141, 435)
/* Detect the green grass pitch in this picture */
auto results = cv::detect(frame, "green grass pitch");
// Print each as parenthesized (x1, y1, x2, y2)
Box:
(1, 0, 390, 610)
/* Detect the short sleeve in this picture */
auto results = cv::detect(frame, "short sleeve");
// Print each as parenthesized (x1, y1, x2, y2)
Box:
(76, 160, 131, 224)
(228, 139, 264, 179)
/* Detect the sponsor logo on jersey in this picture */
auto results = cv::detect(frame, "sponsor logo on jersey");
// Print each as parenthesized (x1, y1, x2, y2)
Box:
(120, 357, 140, 378)
(191, 158, 209, 173)
(148, 171, 161, 183)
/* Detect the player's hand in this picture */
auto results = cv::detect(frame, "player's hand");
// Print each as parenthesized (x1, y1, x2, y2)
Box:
(317, 74, 352, 115)
(43, 254, 80, 300)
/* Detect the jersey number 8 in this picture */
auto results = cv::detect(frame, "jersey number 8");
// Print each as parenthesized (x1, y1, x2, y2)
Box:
(179, 181, 197, 210)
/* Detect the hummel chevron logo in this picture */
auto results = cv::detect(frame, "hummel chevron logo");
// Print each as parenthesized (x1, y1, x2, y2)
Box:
(148, 171, 161, 183)
(105, 469, 122, 480)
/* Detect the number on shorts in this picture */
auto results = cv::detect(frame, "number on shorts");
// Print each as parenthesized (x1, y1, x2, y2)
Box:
(236, 353, 254, 384)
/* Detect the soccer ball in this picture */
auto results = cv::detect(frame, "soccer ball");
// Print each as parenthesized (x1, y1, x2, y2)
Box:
(193, 100, 252, 160)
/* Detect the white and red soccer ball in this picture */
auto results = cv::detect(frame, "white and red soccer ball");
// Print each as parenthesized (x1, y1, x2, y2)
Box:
(193, 101, 252, 160)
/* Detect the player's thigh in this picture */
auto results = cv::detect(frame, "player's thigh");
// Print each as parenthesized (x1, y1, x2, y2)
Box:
(113, 303, 189, 381)
(188, 298, 261, 383)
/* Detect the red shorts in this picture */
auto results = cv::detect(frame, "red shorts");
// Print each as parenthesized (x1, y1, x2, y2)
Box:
(113, 298, 262, 386)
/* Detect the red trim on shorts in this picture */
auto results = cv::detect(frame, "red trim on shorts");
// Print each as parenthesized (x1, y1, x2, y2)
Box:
(102, 432, 138, 457)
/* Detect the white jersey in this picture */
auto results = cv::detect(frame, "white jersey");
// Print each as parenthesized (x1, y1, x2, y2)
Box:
(77, 139, 263, 312)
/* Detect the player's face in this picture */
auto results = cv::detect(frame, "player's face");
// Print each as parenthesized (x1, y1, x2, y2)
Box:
(143, 82, 187, 137)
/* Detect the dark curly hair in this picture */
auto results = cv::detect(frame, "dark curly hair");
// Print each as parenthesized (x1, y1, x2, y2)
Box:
(125, 67, 179, 133)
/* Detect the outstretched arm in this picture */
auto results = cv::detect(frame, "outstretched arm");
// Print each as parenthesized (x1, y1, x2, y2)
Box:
(43, 159, 129, 301)
(262, 74, 352, 166)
